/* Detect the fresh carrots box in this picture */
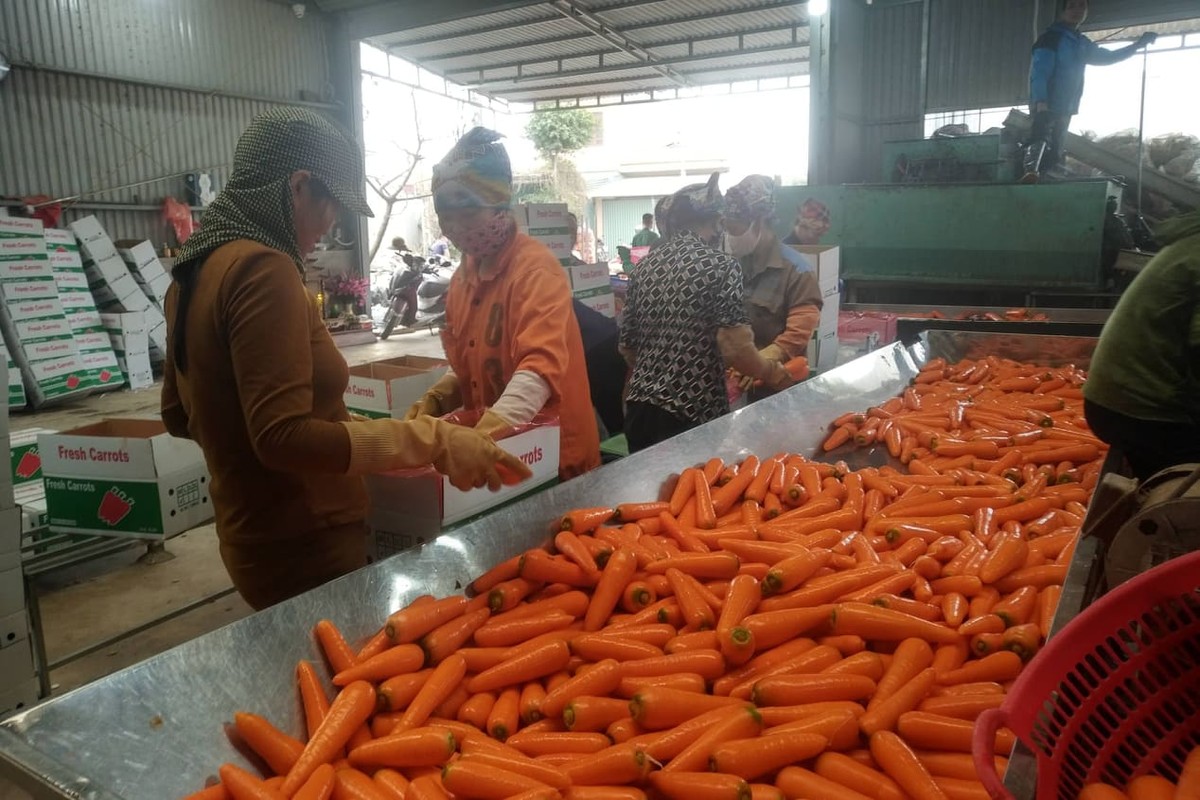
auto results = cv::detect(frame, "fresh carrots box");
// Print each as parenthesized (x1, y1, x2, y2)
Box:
(0, 677, 38, 718)
(365, 413, 560, 554)
(38, 419, 212, 540)
(344, 356, 448, 419)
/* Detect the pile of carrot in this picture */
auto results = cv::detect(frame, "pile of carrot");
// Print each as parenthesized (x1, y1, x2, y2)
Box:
(183, 355, 1108, 800)
(1077, 746, 1200, 799)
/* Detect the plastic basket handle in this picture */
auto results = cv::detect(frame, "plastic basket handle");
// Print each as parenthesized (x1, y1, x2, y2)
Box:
(974, 707, 1016, 800)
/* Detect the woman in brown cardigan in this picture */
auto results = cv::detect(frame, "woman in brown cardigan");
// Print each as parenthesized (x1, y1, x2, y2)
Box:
(162, 108, 530, 609)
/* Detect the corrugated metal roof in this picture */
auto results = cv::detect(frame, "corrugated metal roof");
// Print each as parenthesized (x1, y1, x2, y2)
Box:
(364, 0, 811, 106)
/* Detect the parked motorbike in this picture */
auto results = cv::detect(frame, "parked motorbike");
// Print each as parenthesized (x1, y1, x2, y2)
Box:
(413, 258, 455, 329)
(378, 253, 423, 339)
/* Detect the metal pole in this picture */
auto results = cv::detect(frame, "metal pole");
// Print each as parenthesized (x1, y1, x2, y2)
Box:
(1135, 48, 1149, 219)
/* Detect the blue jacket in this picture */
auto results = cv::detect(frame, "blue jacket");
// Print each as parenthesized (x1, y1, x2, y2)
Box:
(1030, 22, 1139, 115)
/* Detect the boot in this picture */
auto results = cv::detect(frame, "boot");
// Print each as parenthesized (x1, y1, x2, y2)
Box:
(1020, 141, 1047, 184)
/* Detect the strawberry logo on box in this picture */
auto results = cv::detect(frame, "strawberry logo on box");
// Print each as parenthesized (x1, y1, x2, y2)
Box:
(99, 370, 113, 382)
(15, 449, 40, 479)
(66, 375, 80, 389)
(98, 487, 135, 526)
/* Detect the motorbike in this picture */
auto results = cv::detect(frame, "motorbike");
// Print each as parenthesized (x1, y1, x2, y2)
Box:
(413, 257, 455, 329)
(378, 252, 423, 339)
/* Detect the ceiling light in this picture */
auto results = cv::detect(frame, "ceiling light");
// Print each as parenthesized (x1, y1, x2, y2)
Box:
(809, 0, 829, 15)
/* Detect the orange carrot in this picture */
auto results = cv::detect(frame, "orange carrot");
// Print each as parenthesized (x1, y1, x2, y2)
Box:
(935, 651, 1023, 685)
(469, 639, 572, 694)
(867, 638, 932, 710)
(897, 711, 1014, 753)
(565, 742, 651, 786)
(666, 568, 717, 630)
(506, 730, 612, 757)
(669, 469, 700, 516)
(629, 686, 747, 730)
(650, 772, 751, 800)
(457, 692, 496, 729)
(521, 551, 595, 587)
(620, 581, 656, 614)
(585, 548, 638, 631)
(333, 644, 425, 686)
(348, 727, 457, 769)
(775, 766, 873, 800)
(742, 606, 832, 650)
(487, 687, 521, 740)
(404, 775, 449, 800)
(292, 763, 336, 800)
(296, 660, 333, 739)
(858, 668, 936, 736)
(377, 669, 433, 713)
(474, 611, 575, 648)
(518, 682, 547, 725)
(181, 785, 230, 800)
(233, 712, 305, 776)
(396, 654, 468, 734)
(539, 658, 621, 718)
(830, 603, 961, 644)
(355, 629, 393, 666)
(219, 764, 286, 800)
(663, 706, 763, 773)
(570, 635, 662, 662)
(620, 650, 726, 680)
(422, 608, 490, 665)
(386, 597, 468, 644)
(710, 732, 826, 779)
(561, 507, 616, 534)
(564, 696, 631, 732)
(487, 578, 540, 613)
(281, 680, 376, 795)
(761, 549, 829, 596)
(813, 752, 906, 800)
(314, 620, 357, 675)
(442, 758, 555, 798)
(869, 730, 949, 800)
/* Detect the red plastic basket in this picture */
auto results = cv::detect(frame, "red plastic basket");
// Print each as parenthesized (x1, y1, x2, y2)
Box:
(973, 549, 1200, 799)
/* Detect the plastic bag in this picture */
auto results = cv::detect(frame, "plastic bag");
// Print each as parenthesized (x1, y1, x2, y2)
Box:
(162, 197, 195, 244)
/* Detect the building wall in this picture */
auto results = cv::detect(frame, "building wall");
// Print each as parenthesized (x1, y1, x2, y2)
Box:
(862, 1, 926, 182)
(598, 197, 657, 252)
(0, 0, 338, 246)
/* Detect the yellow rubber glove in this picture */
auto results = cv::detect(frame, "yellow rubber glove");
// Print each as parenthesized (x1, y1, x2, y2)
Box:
(403, 371, 462, 421)
(758, 342, 788, 364)
(342, 415, 532, 491)
(475, 408, 514, 440)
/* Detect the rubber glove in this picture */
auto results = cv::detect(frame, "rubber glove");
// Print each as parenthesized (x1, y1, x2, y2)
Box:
(404, 371, 462, 421)
(475, 408, 514, 440)
(718, 324, 794, 392)
(758, 343, 788, 364)
(341, 415, 532, 491)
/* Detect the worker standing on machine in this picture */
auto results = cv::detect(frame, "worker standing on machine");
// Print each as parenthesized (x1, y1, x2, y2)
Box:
(619, 173, 793, 453)
(1084, 210, 1200, 481)
(724, 175, 823, 399)
(1022, 0, 1156, 182)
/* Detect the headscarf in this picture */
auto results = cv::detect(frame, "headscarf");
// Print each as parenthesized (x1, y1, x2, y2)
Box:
(725, 175, 777, 225)
(432, 127, 513, 214)
(659, 173, 724, 237)
(171, 107, 372, 372)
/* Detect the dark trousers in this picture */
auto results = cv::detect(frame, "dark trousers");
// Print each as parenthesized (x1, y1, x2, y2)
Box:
(1084, 399, 1200, 482)
(1028, 111, 1071, 173)
(625, 401, 697, 453)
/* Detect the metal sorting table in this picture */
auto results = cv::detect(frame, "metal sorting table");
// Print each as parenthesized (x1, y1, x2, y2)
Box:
(0, 331, 1102, 800)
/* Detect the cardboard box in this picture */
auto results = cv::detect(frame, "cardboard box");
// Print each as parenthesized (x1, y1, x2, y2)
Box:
(0, 567, 23, 618)
(0, 508, 15, 559)
(0, 217, 45, 258)
(366, 418, 560, 534)
(0, 637, 34, 684)
(116, 350, 154, 390)
(566, 263, 610, 294)
(837, 311, 898, 351)
(39, 419, 212, 540)
(68, 215, 118, 264)
(0, 609, 28, 650)
(791, 245, 840, 289)
(0, 258, 54, 283)
(85, 257, 148, 313)
(143, 304, 167, 362)
(0, 677, 39, 718)
(9, 428, 52, 489)
(0, 277, 59, 304)
(807, 330, 839, 372)
(118, 241, 172, 305)
(344, 356, 449, 419)
(574, 288, 617, 318)
(523, 204, 570, 229)
(18, 492, 48, 535)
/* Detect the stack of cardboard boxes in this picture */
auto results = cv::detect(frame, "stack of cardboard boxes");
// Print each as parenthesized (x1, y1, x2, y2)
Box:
(517, 203, 616, 318)
(68, 216, 168, 365)
(0, 217, 93, 408)
(793, 245, 842, 372)
(45, 229, 125, 393)
(0, 339, 24, 410)
(0, 393, 41, 717)
(118, 241, 172, 309)
(101, 313, 154, 390)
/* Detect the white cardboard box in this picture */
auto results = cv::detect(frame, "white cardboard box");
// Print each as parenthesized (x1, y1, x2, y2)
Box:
(118, 241, 172, 305)
(0, 609, 28, 650)
(68, 215, 118, 264)
(0, 567, 23, 618)
(566, 263, 610, 293)
(39, 419, 212, 540)
(344, 356, 449, 419)
(0, 677, 39, 718)
(0, 638, 34, 685)
(0, 217, 46, 258)
(366, 418, 560, 532)
(0, 507, 19, 559)
(116, 350, 154, 390)
(575, 288, 617, 318)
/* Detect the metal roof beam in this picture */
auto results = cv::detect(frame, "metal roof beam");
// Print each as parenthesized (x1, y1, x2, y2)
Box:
(443, 21, 805, 76)
(547, 0, 687, 86)
(463, 40, 808, 88)
(390, 0, 804, 55)
(495, 57, 808, 98)
(344, 0, 546, 40)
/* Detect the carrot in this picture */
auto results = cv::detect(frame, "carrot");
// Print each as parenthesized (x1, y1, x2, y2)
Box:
(918, 693, 1003, 720)
(584, 548, 638, 631)
(709, 731, 826, 779)
(393, 653, 467, 735)
(742, 606, 833, 650)
(1125, 775, 1176, 800)
(506, 730, 611, 757)
(182, 786, 230, 800)
(646, 552, 740, 580)
(1037, 585, 1061, 638)
(355, 628, 393, 666)
(716, 574, 761, 634)
(813, 752, 906, 800)
(472, 556, 522, 593)
(487, 578, 540, 613)
(561, 789, 647, 800)
(233, 712, 305, 776)
(540, 658, 621, 718)
(650, 772, 751, 800)
(314, 620, 357, 675)
(561, 507, 616, 534)
(565, 742, 651, 785)
(404, 775, 449, 800)
(332, 644, 425, 686)
(474, 611, 575, 648)
(761, 549, 829, 596)
(386, 597, 468, 644)
(898, 711, 1015, 753)
(858, 668, 936, 736)
(830, 603, 961, 644)
(666, 568, 717, 630)
(669, 469, 700, 516)
(617, 673, 707, 697)
(869, 730, 948, 800)
(822, 651, 885, 681)
(935, 650, 1022, 685)
(992, 586, 1037, 627)
(720, 627, 756, 666)
(564, 696, 630, 732)
(219, 764, 285, 800)
(622, 650, 726, 680)
(487, 687, 521, 740)
(515, 682, 545, 725)
(1001, 623, 1041, 661)
(629, 686, 747, 730)
(292, 763, 335, 800)
(620, 581, 656, 614)
(348, 727, 456, 769)
(1177, 747, 1200, 800)
(494, 591, 591, 623)
(752, 674, 876, 707)
(570, 635, 662, 662)
(377, 669, 433, 713)
(296, 661, 333, 739)
(457, 692, 496, 729)
(663, 706, 763, 773)
(521, 551, 595, 587)
(278, 679, 374, 793)
(615, 501, 670, 523)
(1077, 785, 1130, 800)
(442, 758, 554, 799)
(775, 766, 873, 800)
(868, 638, 933, 710)
(422, 608, 490, 665)
(469, 639, 572, 693)
(666, 630, 719, 654)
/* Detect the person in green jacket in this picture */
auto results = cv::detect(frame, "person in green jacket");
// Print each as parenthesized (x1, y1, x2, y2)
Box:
(631, 213, 661, 248)
(1084, 210, 1200, 481)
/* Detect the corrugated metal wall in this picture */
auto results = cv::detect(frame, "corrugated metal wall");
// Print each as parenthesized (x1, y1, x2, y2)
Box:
(599, 198, 657, 251)
(0, 0, 335, 245)
(926, 0, 1036, 112)
(862, 2, 926, 181)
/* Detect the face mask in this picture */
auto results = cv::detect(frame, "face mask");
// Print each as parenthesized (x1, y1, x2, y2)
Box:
(449, 211, 515, 260)
(725, 224, 760, 257)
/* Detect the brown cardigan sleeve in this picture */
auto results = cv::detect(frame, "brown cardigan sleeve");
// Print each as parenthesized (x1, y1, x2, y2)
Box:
(773, 269, 824, 360)
(222, 250, 354, 474)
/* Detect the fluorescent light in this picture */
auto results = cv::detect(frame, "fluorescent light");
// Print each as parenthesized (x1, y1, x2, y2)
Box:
(809, 0, 829, 15)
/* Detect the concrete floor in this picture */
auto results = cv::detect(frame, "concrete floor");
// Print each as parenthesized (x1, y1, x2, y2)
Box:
(0, 330, 447, 799)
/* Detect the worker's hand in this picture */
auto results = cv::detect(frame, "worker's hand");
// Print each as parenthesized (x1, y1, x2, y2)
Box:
(736, 371, 756, 393)
(474, 408, 514, 440)
(758, 343, 788, 365)
(404, 393, 444, 421)
(762, 361, 794, 392)
(403, 372, 462, 421)
(435, 423, 533, 492)
(1137, 32, 1157, 48)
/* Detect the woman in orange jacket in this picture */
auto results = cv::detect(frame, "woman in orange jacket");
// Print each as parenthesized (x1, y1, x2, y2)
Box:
(406, 128, 601, 479)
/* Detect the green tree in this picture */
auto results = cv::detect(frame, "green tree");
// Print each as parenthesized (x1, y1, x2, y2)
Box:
(524, 109, 595, 218)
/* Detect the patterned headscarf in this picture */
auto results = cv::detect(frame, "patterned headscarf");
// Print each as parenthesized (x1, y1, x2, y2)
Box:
(660, 172, 724, 236)
(171, 107, 371, 371)
(432, 127, 513, 214)
(725, 175, 776, 225)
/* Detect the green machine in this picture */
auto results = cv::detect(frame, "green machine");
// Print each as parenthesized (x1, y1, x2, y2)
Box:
(882, 135, 1011, 184)
(775, 181, 1125, 305)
